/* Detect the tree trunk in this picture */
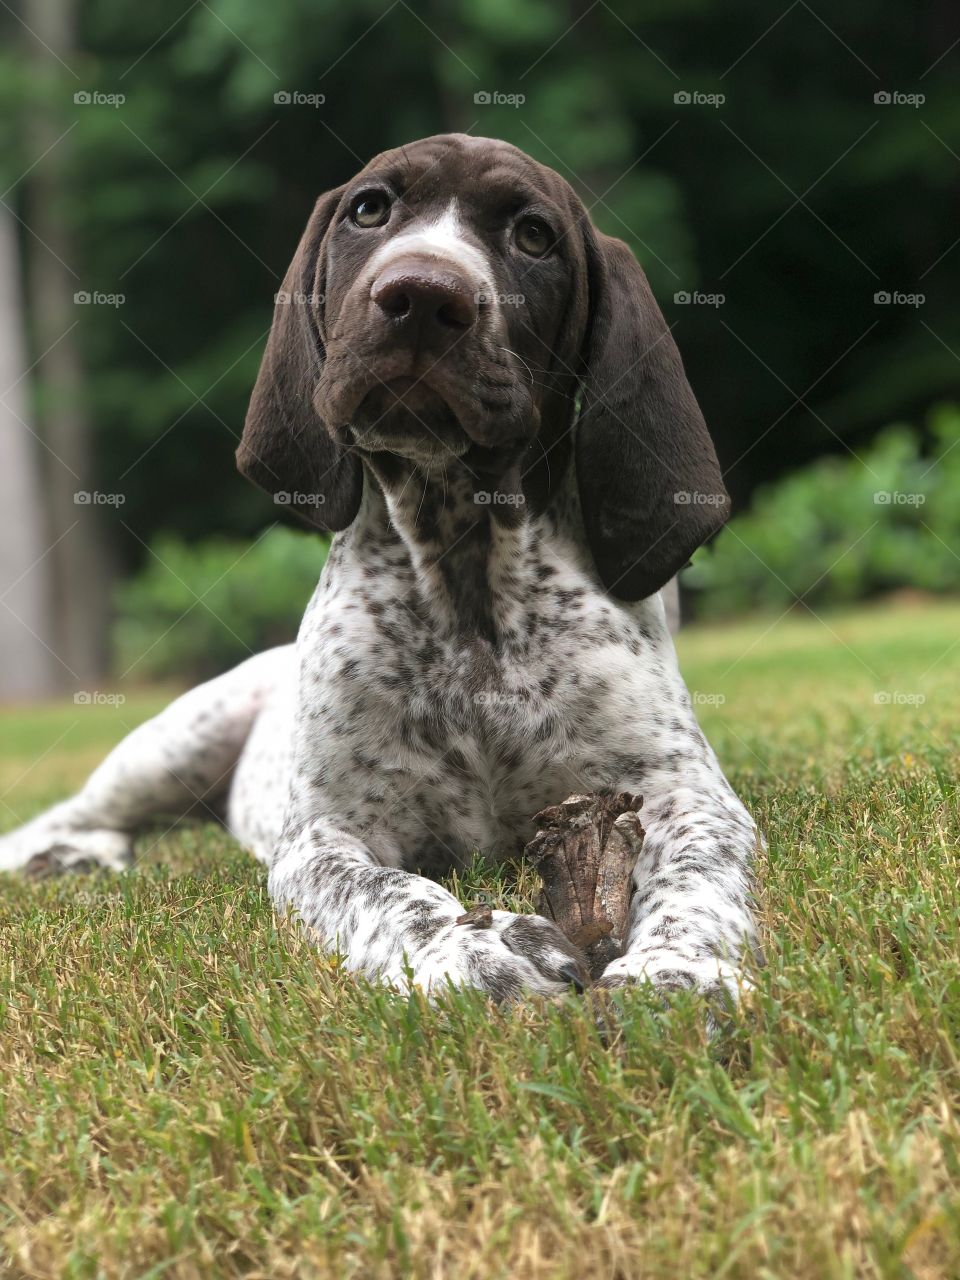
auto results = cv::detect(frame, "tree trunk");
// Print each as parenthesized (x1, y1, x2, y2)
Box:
(23, 0, 110, 687)
(0, 206, 58, 698)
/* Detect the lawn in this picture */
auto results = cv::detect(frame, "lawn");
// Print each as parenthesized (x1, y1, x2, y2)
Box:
(1, 599, 959, 1279)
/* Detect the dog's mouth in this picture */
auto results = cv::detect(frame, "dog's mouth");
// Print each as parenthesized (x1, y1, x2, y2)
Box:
(347, 377, 471, 464)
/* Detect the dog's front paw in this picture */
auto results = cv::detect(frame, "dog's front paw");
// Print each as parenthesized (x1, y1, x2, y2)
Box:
(0, 817, 133, 876)
(411, 909, 591, 1001)
(596, 949, 749, 1004)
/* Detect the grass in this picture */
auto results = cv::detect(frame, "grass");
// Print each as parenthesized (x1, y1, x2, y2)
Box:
(1, 598, 959, 1279)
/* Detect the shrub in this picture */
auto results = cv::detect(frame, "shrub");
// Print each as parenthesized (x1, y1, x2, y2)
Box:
(684, 405, 960, 616)
(114, 527, 328, 682)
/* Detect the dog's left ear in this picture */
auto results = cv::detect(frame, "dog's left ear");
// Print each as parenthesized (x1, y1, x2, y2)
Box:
(237, 185, 363, 532)
(575, 228, 729, 601)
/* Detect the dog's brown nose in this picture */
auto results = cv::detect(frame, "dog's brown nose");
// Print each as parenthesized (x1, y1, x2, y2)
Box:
(371, 260, 478, 333)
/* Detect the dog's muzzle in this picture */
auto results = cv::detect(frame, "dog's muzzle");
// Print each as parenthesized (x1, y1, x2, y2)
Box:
(334, 252, 489, 461)
(318, 227, 536, 466)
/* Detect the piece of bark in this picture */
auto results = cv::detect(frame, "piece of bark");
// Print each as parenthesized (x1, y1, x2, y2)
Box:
(455, 904, 493, 928)
(526, 793, 644, 981)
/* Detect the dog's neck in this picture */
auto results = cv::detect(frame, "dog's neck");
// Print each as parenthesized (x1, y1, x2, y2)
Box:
(356, 455, 541, 641)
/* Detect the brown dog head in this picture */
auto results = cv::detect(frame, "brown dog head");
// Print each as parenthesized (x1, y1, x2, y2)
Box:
(237, 133, 729, 601)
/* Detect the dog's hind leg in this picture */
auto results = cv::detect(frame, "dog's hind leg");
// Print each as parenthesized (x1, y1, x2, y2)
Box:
(0, 646, 293, 875)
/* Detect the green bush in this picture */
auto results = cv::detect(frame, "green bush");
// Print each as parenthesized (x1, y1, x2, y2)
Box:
(684, 405, 960, 616)
(114, 527, 328, 682)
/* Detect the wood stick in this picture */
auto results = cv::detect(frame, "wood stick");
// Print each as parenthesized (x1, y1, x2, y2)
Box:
(525, 793, 644, 982)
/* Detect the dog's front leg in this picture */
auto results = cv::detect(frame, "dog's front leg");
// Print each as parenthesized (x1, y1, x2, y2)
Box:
(268, 818, 589, 999)
(600, 758, 761, 1003)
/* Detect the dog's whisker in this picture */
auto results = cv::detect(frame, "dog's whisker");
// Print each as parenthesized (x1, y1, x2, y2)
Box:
(533, 432, 552, 494)
(395, 463, 420, 505)
(497, 345, 537, 390)
(415, 470, 430, 524)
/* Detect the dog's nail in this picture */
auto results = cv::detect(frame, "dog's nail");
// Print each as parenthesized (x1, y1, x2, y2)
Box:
(559, 962, 589, 993)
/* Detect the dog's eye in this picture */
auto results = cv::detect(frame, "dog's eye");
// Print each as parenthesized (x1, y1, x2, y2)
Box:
(514, 216, 554, 258)
(350, 191, 392, 229)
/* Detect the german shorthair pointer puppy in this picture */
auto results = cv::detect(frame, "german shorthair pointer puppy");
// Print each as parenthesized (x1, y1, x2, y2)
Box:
(1, 134, 760, 1002)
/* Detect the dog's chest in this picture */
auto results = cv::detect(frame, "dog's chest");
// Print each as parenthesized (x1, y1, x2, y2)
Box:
(354, 630, 605, 861)
(297, 533, 652, 866)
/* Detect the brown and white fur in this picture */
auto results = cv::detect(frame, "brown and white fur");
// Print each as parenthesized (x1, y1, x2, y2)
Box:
(0, 135, 760, 1003)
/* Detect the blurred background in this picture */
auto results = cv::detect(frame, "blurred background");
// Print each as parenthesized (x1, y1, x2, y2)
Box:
(1, 0, 958, 699)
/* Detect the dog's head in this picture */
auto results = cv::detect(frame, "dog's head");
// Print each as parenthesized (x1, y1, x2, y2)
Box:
(237, 133, 729, 600)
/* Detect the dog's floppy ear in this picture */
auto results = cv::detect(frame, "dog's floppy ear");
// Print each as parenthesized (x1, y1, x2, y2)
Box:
(575, 228, 729, 601)
(236, 186, 362, 531)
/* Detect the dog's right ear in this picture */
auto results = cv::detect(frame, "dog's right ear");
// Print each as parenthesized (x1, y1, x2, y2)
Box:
(236, 186, 363, 531)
